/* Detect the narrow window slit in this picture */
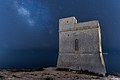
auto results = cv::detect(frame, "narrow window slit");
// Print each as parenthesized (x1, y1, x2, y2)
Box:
(75, 39, 78, 51)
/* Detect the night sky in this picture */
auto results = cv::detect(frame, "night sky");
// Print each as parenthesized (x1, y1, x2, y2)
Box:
(0, 0, 120, 73)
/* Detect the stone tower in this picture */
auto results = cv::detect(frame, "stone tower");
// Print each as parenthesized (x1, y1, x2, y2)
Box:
(57, 17, 106, 75)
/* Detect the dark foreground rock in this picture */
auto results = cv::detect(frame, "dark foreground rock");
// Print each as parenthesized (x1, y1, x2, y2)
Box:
(0, 67, 119, 80)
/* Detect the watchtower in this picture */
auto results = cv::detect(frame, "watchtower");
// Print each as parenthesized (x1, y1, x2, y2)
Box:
(57, 17, 106, 75)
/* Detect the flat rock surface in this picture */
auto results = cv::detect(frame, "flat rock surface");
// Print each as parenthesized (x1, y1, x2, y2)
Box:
(0, 67, 119, 80)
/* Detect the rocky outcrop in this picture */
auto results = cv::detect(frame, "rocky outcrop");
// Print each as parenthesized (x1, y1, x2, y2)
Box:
(0, 67, 119, 80)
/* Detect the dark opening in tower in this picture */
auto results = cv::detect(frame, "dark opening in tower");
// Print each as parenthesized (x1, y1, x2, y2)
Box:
(75, 39, 78, 51)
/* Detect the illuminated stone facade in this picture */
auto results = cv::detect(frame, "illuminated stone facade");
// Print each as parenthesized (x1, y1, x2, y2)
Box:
(57, 17, 106, 75)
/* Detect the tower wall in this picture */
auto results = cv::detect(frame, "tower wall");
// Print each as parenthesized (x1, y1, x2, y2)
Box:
(57, 17, 106, 75)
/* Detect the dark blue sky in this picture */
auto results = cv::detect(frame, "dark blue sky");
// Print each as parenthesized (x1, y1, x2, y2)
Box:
(0, 0, 120, 72)
(0, 0, 120, 52)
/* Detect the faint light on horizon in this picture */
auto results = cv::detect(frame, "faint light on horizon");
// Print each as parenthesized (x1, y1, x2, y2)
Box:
(103, 53, 109, 55)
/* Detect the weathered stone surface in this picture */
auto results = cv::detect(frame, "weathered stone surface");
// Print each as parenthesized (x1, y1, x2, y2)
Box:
(0, 68, 119, 80)
(57, 17, 106, 75)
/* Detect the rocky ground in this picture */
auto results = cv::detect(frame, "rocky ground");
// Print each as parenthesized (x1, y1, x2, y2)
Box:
(0, 67, 119, 80)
